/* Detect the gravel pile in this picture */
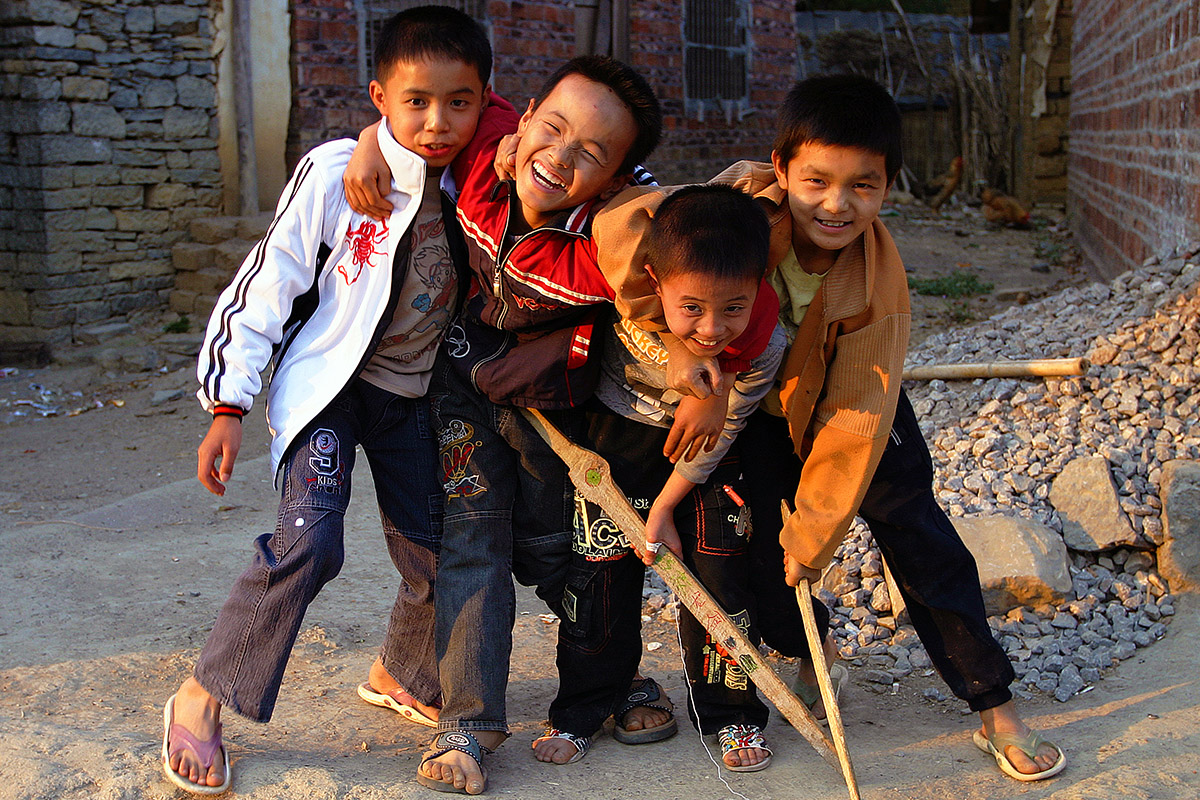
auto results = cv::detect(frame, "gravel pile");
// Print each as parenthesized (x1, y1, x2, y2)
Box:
(643, 243, 1199, 704)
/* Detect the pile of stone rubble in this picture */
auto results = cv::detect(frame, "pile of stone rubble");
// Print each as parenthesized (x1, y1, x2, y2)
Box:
(644, 244, 1199, 705)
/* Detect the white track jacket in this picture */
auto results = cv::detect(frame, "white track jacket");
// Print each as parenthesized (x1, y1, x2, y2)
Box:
(197, 121, 440, 476)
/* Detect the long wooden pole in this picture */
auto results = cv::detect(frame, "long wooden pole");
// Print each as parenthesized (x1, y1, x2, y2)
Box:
(902, 356, 1089, 380)
(786, 502, 859, 798)
(521, 410, 862, 800)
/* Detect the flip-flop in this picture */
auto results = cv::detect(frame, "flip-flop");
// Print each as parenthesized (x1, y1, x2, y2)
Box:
(356, 682, 439, 727)
(793, 661, 848, 726)
(416, 730, 493, 794)
(716, 724, 772, 772)
(531, 727, 590, 764)
(613, 677, 678, 744)
(973, 728, 1067, 781)
(161, 694, 231, 795)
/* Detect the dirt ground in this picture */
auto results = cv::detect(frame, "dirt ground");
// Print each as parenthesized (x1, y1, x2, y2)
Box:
(4, 206, 1199, 800)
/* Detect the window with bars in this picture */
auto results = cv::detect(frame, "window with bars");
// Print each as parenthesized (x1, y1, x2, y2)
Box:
(357, 0, 490, 84)
(683, 0, 750, 118)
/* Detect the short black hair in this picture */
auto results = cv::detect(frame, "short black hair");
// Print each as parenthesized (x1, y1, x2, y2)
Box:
(374, 5, 492, 87)
(772, 74, 903, 184)
(532, 55, 662, 175)
(647, 184, 770, 285)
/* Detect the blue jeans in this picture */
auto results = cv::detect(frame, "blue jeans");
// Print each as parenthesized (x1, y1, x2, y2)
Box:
(194, 379, 443, 722)
(430, 359, 577, 733)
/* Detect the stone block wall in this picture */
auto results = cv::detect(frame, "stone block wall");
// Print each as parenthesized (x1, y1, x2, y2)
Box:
(1069, 0, 1200, 278)
(285, 0, 794, 184)
(0, 0, 223, 352)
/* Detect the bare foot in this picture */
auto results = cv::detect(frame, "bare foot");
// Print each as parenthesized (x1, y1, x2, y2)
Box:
(619, 675, 673, 732)
(365, 656, 440, 724)
(166, 677, 226, 789)
(419, 730, 507, 795)
(723, 745, 769, 769)
(979, 701, 1062, 775)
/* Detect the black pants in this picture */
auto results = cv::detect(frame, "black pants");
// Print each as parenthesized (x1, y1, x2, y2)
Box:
(738, 389, 1014, 713)
(566, 407, 824, 735)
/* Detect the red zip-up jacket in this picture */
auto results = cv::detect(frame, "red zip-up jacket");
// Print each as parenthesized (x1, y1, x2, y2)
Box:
(447, 98, 614, 409)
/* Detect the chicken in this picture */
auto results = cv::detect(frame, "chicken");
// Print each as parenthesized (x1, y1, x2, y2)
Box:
(981, 187, 1032, 229)
(924, 156, 963, 211)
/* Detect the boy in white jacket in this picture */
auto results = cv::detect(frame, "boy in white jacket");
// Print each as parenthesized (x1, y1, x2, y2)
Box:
(162, 8, 491, 794)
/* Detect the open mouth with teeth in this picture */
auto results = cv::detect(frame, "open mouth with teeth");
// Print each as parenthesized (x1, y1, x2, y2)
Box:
(816, 218, 852, 230)
(531, 161, 567, 192)
(690, 336, 723, 350)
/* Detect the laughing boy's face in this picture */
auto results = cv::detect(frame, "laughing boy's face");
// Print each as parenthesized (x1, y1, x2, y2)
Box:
(512, 73, 636, 231)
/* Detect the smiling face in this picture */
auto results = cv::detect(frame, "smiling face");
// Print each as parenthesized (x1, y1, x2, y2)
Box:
(771, 142, 890, 273)
(512, 73, 637, 231)
(653, 269, 759, 359)
(369, 57, 488, 169)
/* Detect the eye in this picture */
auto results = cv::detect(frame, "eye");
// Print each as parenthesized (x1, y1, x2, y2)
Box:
(805, 178, 826, 187)
(544, 121, 561, 134)
(725, 304, 746, 315)
(407, 98, 428, 109)
(450, 98, 471, 109)
(681, 303, 703, 315)
(581, 148, 602, 165)
(854, 182, 878, 190)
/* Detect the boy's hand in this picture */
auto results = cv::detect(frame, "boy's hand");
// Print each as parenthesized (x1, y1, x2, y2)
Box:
(343, 121, 393, 220)
(197, 415, 243, 496)
(493, 133, 521, 181)
(642, 507, 683, 566)
(662, 333, 724, 398)
(665, 392, 729, 463)
(784, 551, 821, 587)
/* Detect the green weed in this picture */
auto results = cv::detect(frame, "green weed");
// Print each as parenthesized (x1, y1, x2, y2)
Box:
(909, 271, 994, 298)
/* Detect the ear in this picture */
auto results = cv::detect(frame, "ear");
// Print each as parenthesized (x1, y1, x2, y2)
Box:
(482, 84, 492, 109)
(645, 263, 662, 296)
(368, 80, 387, 116)
(770, 150, 788, 190)
(597, 173, 631, 202)
(516, 98, 536, 135)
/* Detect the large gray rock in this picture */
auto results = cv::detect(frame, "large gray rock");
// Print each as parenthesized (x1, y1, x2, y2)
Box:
(954, 515, 1073, 615)
(1050, 456, 1148, 551)
(1159, 460, 1200, 592)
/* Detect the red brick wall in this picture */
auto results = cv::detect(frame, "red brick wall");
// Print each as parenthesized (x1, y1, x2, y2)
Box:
(285, 0, 795, 184)
(1068, 0, 1200, 278)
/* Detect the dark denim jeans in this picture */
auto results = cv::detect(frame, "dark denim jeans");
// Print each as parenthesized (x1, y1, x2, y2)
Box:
(429, 359, 577, 733)
(193, 379, 443, 722)
(738, 388, 1014, 714)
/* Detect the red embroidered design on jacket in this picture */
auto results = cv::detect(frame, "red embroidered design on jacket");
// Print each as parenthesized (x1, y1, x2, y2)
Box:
(339, 218, 389, 285)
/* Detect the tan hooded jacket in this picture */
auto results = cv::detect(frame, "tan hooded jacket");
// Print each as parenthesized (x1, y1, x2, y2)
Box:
(594, 160, 911, 569)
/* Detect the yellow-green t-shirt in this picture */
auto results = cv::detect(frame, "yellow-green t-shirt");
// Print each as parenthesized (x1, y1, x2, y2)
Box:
(762, 245, 827, 416)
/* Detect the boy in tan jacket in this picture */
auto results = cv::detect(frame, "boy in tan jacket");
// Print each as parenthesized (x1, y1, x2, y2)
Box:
(596, 74, 1066, 782)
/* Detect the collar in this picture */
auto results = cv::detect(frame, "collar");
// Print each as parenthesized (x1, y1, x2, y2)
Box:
(488, 179, 597, 237)
(377, 117, 427, 199)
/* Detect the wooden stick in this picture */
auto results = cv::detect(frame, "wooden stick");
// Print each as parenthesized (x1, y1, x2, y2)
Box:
(521, 410, 855, 785)
(902, 356, 1089, 381)
(785, 501, 860, 800)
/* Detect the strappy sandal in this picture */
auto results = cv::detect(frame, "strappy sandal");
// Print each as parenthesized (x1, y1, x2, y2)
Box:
(613, 676, 678, 744)
(416, 730, 494, 794)
(531, 727, 590, 764)
(973, 728, 1067, 781)
(716, 724, 772, 773)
